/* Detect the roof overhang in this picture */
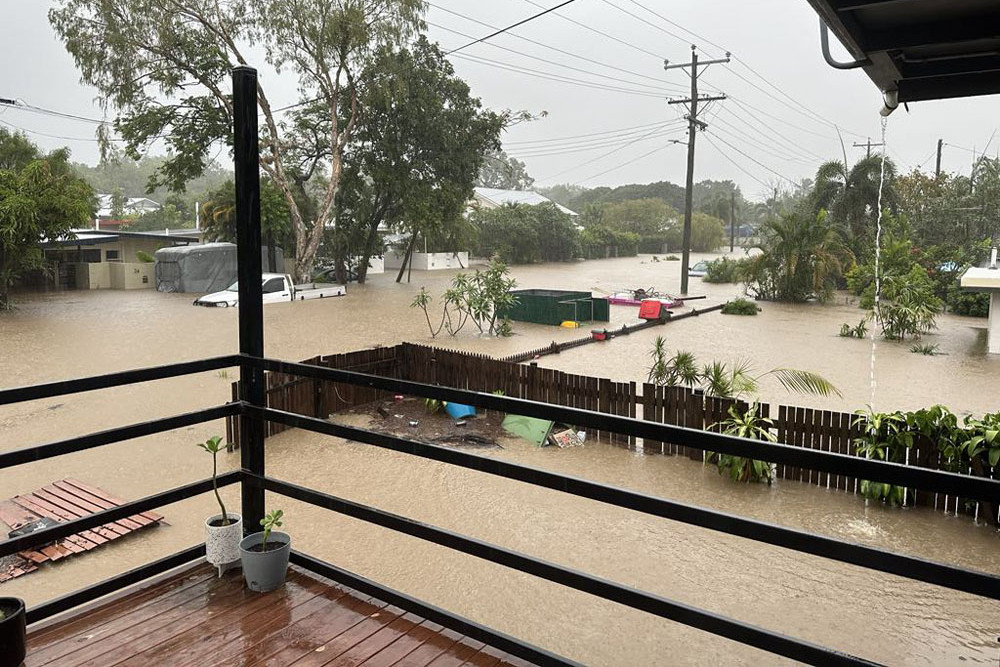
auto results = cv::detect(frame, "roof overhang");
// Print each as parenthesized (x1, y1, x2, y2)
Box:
(806, 0, 1000, 103)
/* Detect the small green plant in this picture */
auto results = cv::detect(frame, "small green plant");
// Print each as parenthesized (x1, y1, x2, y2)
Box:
(703, 257, 744, 284)
(838, 318, 869, 339)
(713, 403, 776, 484)
(663, 254, 679, 261)
(260, 509, 284, 550)
(196, 435, 231, 526)
(424, 398, 443, 415)
(910, 343, 940, 355)
(721, 298, 759, 316)
(853, 410, 911, 506)
(135, 250, 155, 263)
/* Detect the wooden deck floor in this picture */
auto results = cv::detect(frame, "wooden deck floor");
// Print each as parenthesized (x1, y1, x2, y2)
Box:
(25, 562, 535, 667)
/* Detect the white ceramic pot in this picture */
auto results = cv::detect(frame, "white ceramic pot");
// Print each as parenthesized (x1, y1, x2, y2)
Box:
(205, 513, 242, 573)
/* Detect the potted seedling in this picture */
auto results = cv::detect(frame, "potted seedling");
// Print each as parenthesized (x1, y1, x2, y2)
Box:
(0, 596, 26, 667)
(239, 509, 290, 592)
(197, 435, 242, 576)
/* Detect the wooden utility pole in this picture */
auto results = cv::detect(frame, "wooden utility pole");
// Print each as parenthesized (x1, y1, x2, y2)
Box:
(935, 138, 943, 177)
(665, 45, 729, 295)
(853, 137, 885, 159)
(729, 191, 736, 252)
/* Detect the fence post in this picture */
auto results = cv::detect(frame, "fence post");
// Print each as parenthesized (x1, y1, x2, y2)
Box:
(233, 65, 265, 534)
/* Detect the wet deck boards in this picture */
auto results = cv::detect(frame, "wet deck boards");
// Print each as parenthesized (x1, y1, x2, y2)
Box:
(0, 478, 163, 582)
(25, 562, 536, 667)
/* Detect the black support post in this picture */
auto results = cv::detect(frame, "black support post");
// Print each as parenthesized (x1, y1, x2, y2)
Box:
(233, 66, 266, 532)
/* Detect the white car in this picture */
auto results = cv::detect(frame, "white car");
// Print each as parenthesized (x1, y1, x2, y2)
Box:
(194, 273, 346, 307)
(688, 261, 710, 277)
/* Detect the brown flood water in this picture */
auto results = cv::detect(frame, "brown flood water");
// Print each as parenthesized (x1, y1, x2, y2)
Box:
(1, 253, 998, 666)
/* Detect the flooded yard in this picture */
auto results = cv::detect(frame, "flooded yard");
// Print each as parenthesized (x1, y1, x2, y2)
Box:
(1, 253, 998, 665)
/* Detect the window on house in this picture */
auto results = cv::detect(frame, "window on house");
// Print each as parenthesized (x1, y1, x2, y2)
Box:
(106, 250, 120, 261)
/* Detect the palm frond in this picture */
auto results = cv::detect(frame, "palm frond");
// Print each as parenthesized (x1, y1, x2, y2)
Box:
(768, 368, 842, 397)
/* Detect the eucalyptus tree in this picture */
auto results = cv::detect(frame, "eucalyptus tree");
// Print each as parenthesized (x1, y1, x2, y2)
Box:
(49, 0, 425, 282)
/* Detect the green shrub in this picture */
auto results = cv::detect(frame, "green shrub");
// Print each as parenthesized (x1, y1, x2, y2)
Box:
(947, 287, 989, 317)
(838, 318, 868, 338)
(721, 298, 758, 315)
(910, 343, 940, 356)
(663, 254, 679, 261)
(704, 257, 744, 283)
(136, 250, 155, 263)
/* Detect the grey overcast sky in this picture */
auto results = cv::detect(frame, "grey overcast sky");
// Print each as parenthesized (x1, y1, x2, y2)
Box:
(3, 0, 998, 201)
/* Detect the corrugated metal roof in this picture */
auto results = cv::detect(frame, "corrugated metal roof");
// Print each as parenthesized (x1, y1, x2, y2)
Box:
(473, 187, 579, 216)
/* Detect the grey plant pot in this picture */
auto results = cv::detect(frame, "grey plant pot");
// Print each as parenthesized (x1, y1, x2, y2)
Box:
(0, 597, 26, 667)
(238, 531, 291, 592)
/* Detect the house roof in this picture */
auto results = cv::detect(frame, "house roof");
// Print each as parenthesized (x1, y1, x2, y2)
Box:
(43, 229, 202, 247)
(805, 0, 1000, 103)
(96, 195, 162, 218)
(473, 187, 578, 217)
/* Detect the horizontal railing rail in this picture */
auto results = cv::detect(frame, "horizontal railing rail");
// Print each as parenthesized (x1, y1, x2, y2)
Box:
(249, 356, 1000, 504)
(0, 403, 240, 470)
(260, 475, 878, 667)
(248, 405, 1000, 600)
(2, 353, 997, 666)
(0, 471, 241, 558)
(0, 355, 241, 406)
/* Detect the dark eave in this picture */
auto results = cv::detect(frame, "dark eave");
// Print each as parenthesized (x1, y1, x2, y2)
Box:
(806, 0, 1000, 102)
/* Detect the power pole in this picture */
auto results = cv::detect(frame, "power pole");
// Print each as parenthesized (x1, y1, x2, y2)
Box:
(729, 191, 736, 252)
(935, 138, 943, 177)
(853, 137, 884, 159)
(666, 45, 729, 295)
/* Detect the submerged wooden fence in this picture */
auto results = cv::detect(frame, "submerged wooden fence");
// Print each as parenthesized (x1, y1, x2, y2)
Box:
(227, 342, 998, 525)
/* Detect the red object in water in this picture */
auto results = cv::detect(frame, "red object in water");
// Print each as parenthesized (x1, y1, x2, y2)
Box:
(591, 329, 607, 341)
(638, 299, 664, 320)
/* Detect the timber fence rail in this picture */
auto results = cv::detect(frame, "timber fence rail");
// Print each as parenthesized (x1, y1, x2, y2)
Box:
(227, 342, 998, 525)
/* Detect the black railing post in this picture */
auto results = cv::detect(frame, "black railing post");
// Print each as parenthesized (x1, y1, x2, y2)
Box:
(233, 66, 265, 532)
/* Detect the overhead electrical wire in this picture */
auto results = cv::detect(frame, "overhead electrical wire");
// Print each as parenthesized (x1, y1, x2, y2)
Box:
(445, 0, 579, 55)
(702, 132, 773, 191)
(576, 142, 673, 184)
(520, 0, 666, 60)
(429, 21, 678, 94)
(708, 116, 816, 167)
(504, 120, 672, 146)
(608, 0, 868, 138)
(0, 117, 108, 143)
(450, 52, 667, 98)
(538, 123, 685, 181)
(427, 3, 678, 90)
(705, 129, 799, 186)
(510, 122, 686, 158)
(508, 120, 686, 153)
(715, 105, 826, 162)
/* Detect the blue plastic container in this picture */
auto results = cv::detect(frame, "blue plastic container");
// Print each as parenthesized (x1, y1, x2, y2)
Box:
(444, 402, 476, 420)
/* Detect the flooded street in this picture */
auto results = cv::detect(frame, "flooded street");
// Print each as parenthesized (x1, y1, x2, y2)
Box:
(1, 253, 998, 665)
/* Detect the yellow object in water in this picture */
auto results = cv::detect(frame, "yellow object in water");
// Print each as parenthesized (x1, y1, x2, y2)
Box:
(560, 321, 580, 328)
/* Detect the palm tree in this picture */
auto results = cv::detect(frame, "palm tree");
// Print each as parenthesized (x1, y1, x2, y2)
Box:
(746, 211, 852, 302)
(809, 156, 897, 261)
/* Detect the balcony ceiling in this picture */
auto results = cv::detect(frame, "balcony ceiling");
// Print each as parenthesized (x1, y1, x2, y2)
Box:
(806, 0, 1000, 102)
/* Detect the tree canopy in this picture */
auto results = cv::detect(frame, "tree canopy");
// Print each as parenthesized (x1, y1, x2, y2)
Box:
(477, 150, 535, 191)
(50, 0, 425, 282)
(334, 37, 503, 283)
(0, 129, 94, 309)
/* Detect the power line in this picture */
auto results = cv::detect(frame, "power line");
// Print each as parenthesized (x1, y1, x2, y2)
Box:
(715, 105, 826, 162)
(450, 52, 667, 98)
(706, 130, 799, 186)
(0, 117, 107, 143)
(538, 124, 684, 181)
(504, 120, 671, 146)
(577, 142, 673, 184)
(519, 0, 665, 60)
(728, 95, 837, 141)
(445, 0, 579, 55)
(596, 0, 691, 46)
(510, 121, 685, 155)
(702, 132, 773, 191)
(708, 115, 816, 166)
(510, 122, 685, 158)
(427, 3, 677, 90)
(429, 21, 678, 94)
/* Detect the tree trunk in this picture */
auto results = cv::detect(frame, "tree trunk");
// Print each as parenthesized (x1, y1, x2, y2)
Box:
(395, 234, 416, 283)
(265, 229, 277, 273)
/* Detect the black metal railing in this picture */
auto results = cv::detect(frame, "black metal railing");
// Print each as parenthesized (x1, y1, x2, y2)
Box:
(2, 66, 998, 667)
(2, 353, 998, 666)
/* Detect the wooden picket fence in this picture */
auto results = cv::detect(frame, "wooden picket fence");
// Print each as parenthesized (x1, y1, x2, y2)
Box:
(226, 342, 997, 525)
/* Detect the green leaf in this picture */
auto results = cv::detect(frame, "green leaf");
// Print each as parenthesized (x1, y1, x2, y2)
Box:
(989, 447, 1000, 468)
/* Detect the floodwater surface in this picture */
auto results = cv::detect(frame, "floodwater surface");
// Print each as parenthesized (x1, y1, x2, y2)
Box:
(1, 253, 998, 665)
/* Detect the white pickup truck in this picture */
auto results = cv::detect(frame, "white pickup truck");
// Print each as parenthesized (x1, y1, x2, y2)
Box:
(193, 273, 346, 307)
